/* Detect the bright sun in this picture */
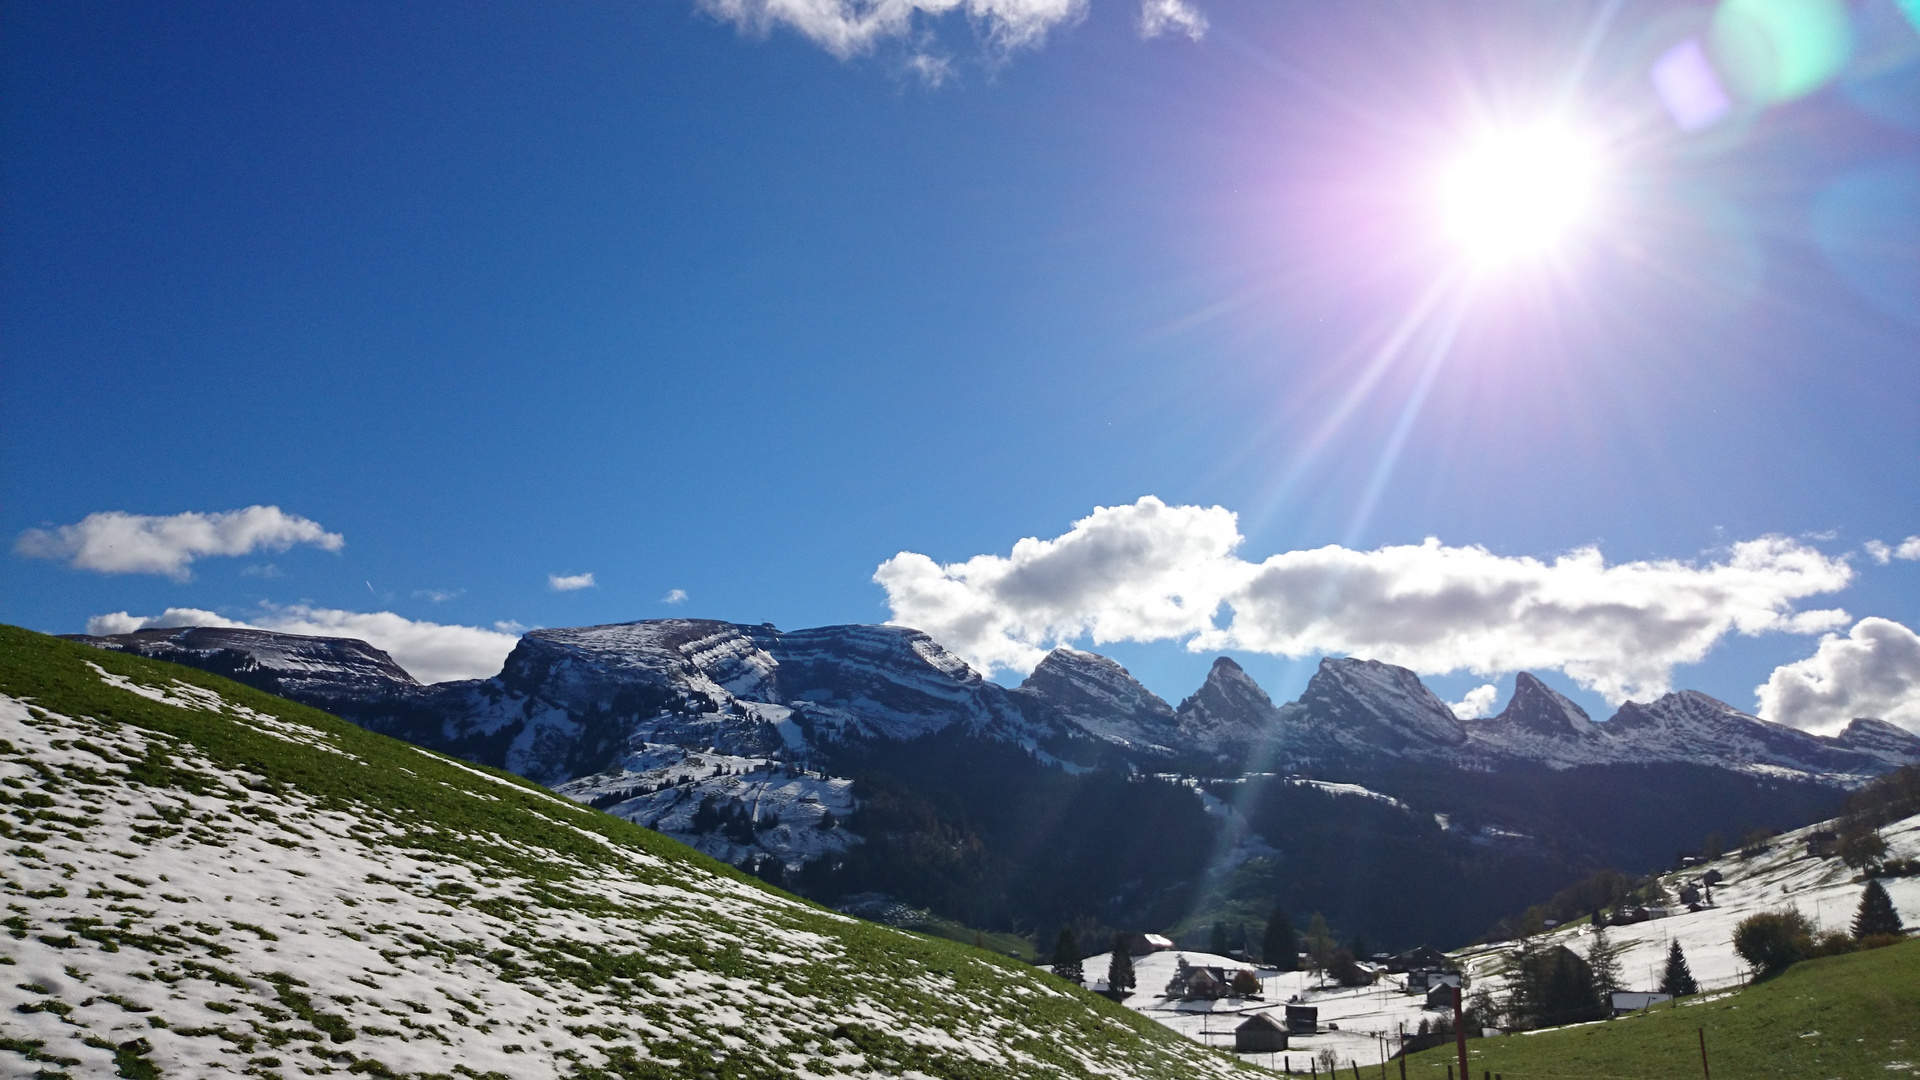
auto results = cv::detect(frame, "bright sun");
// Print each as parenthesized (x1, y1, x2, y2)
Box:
(1438, 124, 1604, 266)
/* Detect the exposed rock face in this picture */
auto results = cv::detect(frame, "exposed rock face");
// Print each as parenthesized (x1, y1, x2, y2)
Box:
(1600, 690, 1893, 779)
(1455, 672, 1608, 765)
(1830, 717, 1920, 769)
(68, 626, 422, 702)
(1489, 673, 1599, 738)
(1288, 656, 1469, 756)
(1016, 646, 1178, 754)
(74, 622, 1920, 795)
(1174, 656, 1288, 760)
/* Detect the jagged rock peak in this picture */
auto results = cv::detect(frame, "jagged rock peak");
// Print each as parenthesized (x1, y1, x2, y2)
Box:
(1299, 656, 1468, 748)
(1485, 672, 1600, 739)
(1019, 647, 1175, 726)
(1178, 656, 1278, 716)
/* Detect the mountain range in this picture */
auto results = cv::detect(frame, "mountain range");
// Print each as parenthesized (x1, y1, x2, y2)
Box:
(71, 619, 1920, 947)
(79, 619, 1919, 782)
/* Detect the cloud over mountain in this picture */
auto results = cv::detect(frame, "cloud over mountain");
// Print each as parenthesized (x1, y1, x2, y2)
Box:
(15, 506, 344, 579)
(875, 496, 1855, 703)
(1756, 617, 1920, 736)
(85, 604, 519, 685)
(548, 572, 597, 591)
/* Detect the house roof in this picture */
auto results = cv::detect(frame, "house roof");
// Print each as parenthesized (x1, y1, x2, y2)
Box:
(1237, 1012, 1287, 1032)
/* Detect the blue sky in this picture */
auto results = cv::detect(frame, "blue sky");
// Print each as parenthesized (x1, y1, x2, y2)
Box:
(4, 0, 1918, 729)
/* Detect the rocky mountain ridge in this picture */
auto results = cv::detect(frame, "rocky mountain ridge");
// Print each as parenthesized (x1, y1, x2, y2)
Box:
(75, 620, 1920, 787)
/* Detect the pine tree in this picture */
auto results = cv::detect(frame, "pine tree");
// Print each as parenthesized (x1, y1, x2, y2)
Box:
(1210, 920, 1229, 955)
(1050, 927, 1083, 985)
(1585, 926, 1625, 1001)
(1106, 933, 1135, 993)
(1261, 908, 1297, 970)
(1853, 878, 1904, 939)
(1659, 940, 1698, 997)
(1164, 957, 1193, 998)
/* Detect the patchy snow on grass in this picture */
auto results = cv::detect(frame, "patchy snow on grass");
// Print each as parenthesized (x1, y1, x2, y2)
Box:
(0, 638, 1258, 1080)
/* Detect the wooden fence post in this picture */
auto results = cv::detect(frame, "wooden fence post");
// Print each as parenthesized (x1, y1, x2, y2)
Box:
(1699, 1027, 1710, 1080)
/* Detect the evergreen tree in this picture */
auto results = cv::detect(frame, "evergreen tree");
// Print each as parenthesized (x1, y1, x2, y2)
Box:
(1585, 926, 1625, 1001)
(1351, 933, 1369, 961)
(1049, 927, 1083, 985)
(1853, 879, 1903, 939)
(1261, 908, 1297, 970)
(1164, 957, 1193, 999)
(1209, 920, 1229, 955)
(1659, 940, 1698, 997)
(1106, 933, 1135, 993)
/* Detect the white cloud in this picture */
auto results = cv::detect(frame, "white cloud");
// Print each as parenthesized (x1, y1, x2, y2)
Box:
(1449, 684, 1500, 720)
(1138, 0, 1205, 40)
(874, 496, 1856, 703)
(414, 588, 463, 603)
(85, 604, 520, 685)
(1864, 536, 1920, 564)
(548, 572, 597, 592)
(16, 506, 344, 580)
(662, 589, 689, 605)
(86, 608, 244, 636)
(1755, 617, 1920, 736)
(698, 0, 1088, 59)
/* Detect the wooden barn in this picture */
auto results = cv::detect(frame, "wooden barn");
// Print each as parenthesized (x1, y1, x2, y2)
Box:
(1234, 1013, 1289, 1053)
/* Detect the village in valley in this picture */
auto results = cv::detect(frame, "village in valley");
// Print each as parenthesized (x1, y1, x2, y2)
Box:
(1043, 804, 1920, 1073)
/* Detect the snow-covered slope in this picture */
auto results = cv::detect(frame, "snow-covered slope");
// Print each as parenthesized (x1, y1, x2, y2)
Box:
(72, 626, 424, 702)
(1173, 658, 1289, 762)
(0, 627, 1251, 1080)
(1454, 809, 1920, 1004)
(1596, 689, 1905, 782)
(1016, 647, 1180, 755)
(1280, 657, 1470, 762)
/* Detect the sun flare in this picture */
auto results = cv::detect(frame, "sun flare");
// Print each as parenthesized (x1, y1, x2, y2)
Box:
(1438, 124, 1604, 266)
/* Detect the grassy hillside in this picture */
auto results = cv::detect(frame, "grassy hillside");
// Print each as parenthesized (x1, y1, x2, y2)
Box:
(1403, 937, 1920, 1079)
(0, 626, 1251, 1080)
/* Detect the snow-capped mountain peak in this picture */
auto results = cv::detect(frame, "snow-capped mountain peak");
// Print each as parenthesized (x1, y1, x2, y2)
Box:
(1474, 671, 1602, 740)
(1173, 656, 1286, 757)
(1015, 646, 1179, 753)
(1291, 655, 1469, 752)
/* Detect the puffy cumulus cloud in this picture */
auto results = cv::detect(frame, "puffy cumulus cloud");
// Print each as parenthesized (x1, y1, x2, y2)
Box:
(85, 605, 520, 685)
(1755, 617, 1920, 736)
(698, 0, 1090, 59)
(875, 497, 1246, 674)
(16, 507, 343, 580)
(1138, 0, 1205, 39)
(875, 496, 1856, 703)
(1864, 536, 1920, 564)
(87, 608, 245, 636)
(662, 589, 689, 605)
(1449, 684, 1500, 720)
(548, 572, 597, 592)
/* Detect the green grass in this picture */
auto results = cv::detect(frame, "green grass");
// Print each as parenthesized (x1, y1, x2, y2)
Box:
(1401, 938, 1920, 1079)
(0, 624, 1253, 1079)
